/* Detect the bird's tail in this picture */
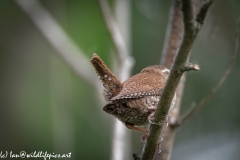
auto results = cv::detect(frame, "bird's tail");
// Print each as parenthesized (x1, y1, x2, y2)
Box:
(90, 53, 122, 100)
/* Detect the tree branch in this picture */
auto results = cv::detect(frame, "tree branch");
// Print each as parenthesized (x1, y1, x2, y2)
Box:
(98, 0, 134, 82)
(179, 9, 240, 125)
(140, 1, 213, 160)
(161, 0, 184, 69)
(196, 0, 214, 26)
(154, 0, 183, 159)
(98, 1, 134, 160)
(179, 62, 200, 72)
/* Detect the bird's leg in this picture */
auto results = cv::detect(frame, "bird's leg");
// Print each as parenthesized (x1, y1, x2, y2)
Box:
(141, 130, 163, 153)
(146, 108, 170, 151)
(165, 113, 170, 127)
(125, 122, 148, 133)
(141, 132, 148, 143)
(147, 109, 170, 127)
(146, 106, 157, 124)
(125, 122, 149, 143)
(157, 136, 164, 153)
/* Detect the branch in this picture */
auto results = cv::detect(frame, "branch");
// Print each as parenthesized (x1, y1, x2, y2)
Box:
(179, 62, 200, 71)
(14, 0, 99, 90)
(161, 0, 184, 69)
(154, 0, 184, 159)
(140, 1, 213, 159)
(98, 0, 134, 82)
(196, 0, 214, 26)
(99, 0, 134, 160)
(179, 8, 240, 125)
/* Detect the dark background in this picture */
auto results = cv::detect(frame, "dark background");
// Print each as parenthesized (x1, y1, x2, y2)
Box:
(0, 0, 239, 160)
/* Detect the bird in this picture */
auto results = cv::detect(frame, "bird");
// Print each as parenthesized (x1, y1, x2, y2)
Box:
(90, 53, 176, 134)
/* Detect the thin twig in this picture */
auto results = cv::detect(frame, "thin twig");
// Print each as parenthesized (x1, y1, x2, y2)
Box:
(140, 0, 213, 159)
(196, 0, 214, 26)
(14, 0, 99, 90)
(179, 10, 240, 125)
(114, 0, 132, 52)
(98, 0, 134, 82)
(98, 0, 134, 160)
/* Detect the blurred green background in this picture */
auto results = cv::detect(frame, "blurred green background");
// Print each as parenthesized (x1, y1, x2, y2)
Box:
(0, 0, 240, 160)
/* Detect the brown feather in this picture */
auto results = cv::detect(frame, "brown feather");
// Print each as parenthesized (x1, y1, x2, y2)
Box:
(90, 53, 175, 129)
(111, 66, 169, 100)
(90, 53, 122, 100)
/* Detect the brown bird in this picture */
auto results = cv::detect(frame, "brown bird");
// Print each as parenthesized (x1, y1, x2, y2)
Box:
(90, 53, 176, 134)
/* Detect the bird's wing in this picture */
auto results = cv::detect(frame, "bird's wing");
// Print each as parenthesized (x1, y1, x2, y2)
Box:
(111, 72, 166, 100)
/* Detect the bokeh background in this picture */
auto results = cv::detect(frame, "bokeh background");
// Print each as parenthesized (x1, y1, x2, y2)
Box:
(0, 0, 240, 160)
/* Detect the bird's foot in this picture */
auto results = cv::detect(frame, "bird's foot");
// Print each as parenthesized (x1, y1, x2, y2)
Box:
(148, 112, 170, 127)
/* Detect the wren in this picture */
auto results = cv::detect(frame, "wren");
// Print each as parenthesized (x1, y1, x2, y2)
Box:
(90, 53, 176, 133)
